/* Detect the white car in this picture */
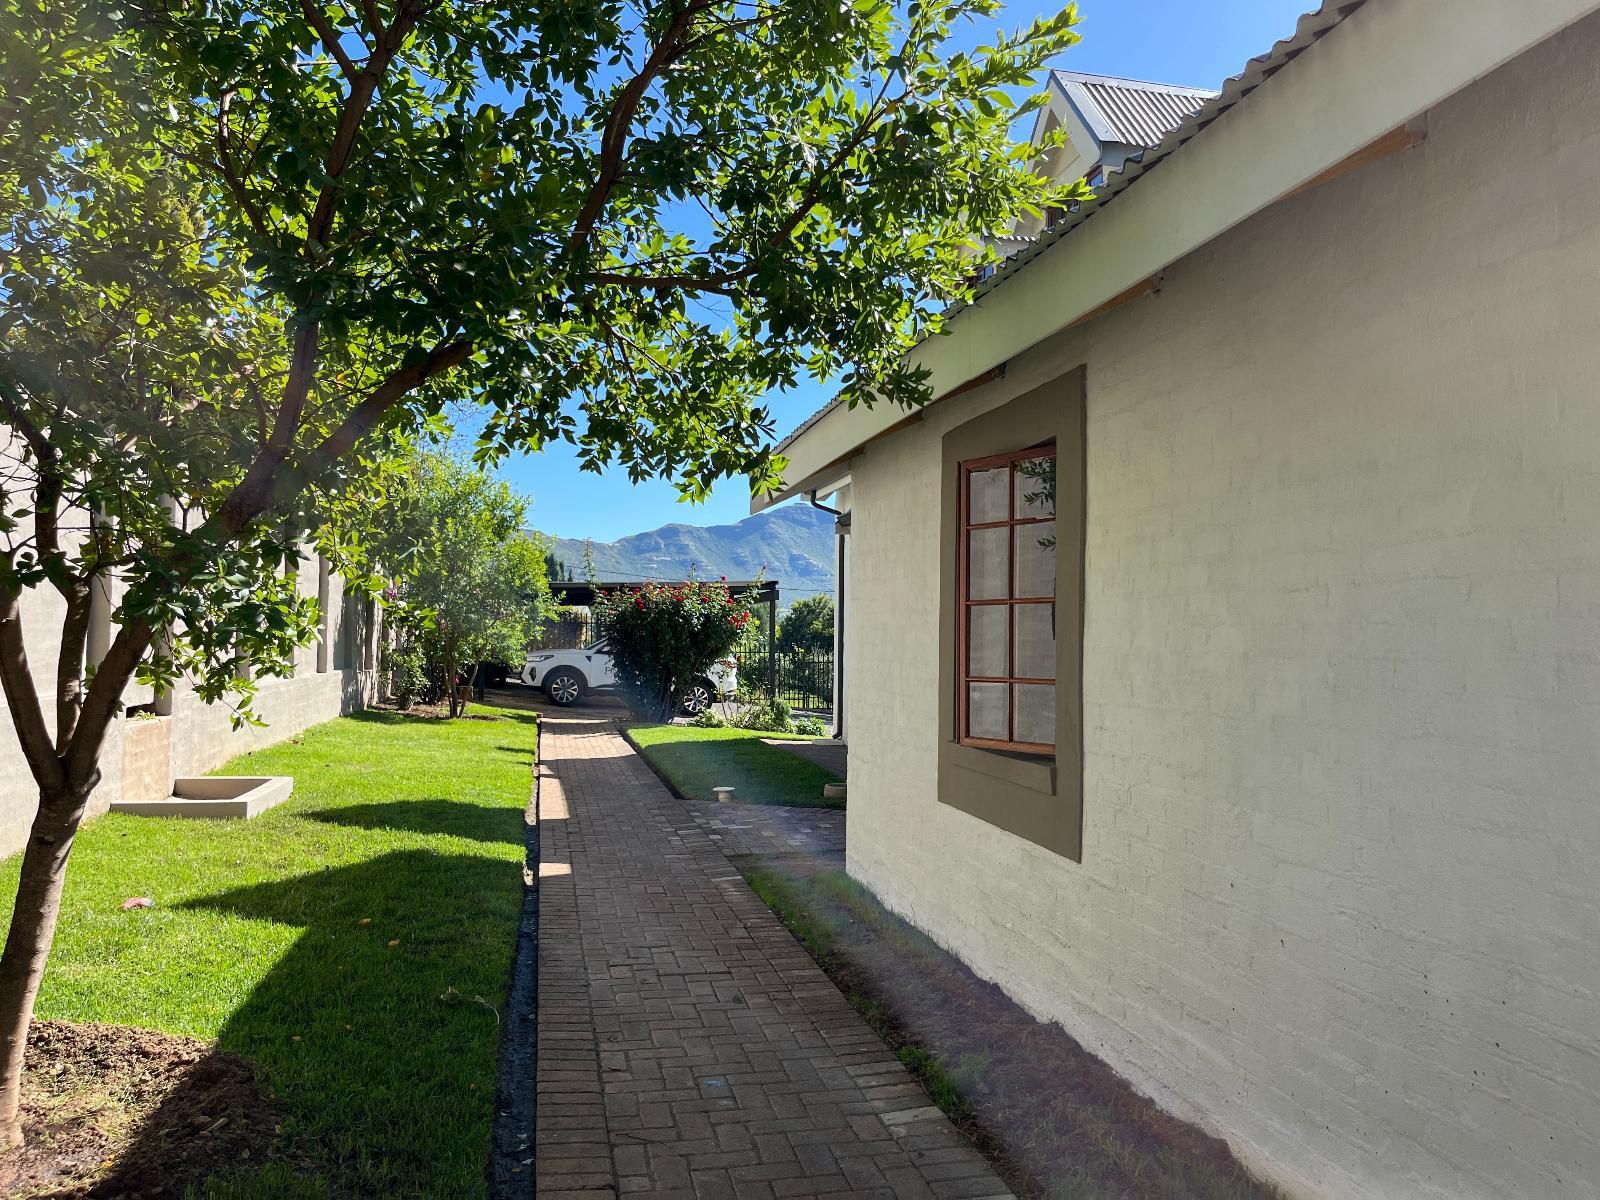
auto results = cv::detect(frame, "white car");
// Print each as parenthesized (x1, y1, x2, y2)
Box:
(522, 638, 737, 713)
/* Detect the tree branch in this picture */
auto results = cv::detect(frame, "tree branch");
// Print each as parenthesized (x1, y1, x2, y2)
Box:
(298, 0, 360, 78)
(52, 583, 91, 753)
(357, 0, 386, 39)
(0, 380, 73, 599)
(568, 1, 716, 252)
(590, 269, 748, 295)
(216, 91, 272, 243)
(62, 617, 152, 790)
(295, 338, 474, 487)
(212, 337, 473, 538)
(0, 592, 64, 794)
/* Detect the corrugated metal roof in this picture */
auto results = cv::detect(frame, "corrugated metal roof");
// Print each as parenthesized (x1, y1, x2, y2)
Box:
(1053, 71, 1218, 149)
(773, 1, 1366, 459)
(969, 1, 1366, 307)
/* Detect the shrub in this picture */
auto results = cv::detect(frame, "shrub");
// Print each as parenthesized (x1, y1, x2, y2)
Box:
(690, 709, 726, 728)
(593, 578, 754, 722)
(381, 642, 428, 710)
(735, 695, 793, 733)
(793, 716, 827, 737)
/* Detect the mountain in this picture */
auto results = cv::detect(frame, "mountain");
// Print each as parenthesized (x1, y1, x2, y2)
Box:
(541, 503, 836, 603)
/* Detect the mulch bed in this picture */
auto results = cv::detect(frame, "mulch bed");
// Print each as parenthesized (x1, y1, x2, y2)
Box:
(736, 857, 1280, 1200)
(0, 1021, 284, 1199)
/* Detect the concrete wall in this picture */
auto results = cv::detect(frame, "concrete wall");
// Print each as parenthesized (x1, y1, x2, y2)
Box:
(844, 20, 1600, 1200)
(0, 547, 378, 857)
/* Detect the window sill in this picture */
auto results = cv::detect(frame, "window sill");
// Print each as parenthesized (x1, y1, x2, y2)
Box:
(944, 740, 1056, 796)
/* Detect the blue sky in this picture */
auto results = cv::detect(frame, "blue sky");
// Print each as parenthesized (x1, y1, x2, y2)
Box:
(497, 0, 1316, 543)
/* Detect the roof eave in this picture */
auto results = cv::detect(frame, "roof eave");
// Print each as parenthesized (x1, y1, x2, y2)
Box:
(754, 0, 1600, 513)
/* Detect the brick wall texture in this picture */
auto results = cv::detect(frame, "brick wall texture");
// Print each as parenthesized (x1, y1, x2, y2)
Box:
(843, 17, 1600, 1200)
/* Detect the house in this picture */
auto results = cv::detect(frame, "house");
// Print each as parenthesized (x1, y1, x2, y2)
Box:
(814, 66, 1218, 741)
(750, 2, 1600, 1196)
(0, 546, 381, 856)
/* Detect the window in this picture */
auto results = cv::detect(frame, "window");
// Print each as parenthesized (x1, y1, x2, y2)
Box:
(937, 371, 1082, 859)
(958, 447, 1058, 754)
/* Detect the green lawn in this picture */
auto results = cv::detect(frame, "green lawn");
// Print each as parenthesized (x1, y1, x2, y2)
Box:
(0, 705, 536, 1198)
(624, 724, 843, 809)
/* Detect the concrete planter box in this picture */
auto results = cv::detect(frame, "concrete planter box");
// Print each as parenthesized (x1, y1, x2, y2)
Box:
(111, 776, 293, 820)
(119, 715, 173, 807)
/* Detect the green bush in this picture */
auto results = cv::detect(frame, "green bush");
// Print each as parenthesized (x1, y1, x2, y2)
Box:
(689, 708, 726, 728)
(793, 716, 827, 736)
(594, 579, 753, 722)
(381, 641, 428, 709)
(735, 695, 793, 733)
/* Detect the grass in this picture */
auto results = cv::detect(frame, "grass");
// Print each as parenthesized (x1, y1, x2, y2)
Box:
(623, 723, 843, 809)
(0, 705, 537, 1199)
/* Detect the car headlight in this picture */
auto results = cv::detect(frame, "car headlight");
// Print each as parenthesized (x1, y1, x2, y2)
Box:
(529, 654, 554, 663)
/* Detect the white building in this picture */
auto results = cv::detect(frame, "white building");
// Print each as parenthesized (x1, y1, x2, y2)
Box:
(753, 2, 1600, 1195)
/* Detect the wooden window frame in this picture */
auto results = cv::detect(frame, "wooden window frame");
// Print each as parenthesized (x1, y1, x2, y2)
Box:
(956, 444, 1058, 755)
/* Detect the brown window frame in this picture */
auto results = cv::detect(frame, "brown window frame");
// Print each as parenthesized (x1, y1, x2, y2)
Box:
(956, 444, 1058, 755)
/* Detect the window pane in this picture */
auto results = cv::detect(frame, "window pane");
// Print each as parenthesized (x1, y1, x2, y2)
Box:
(968, 527, 1009, 600)
(1014, 604, 1055, 679)
(1014, 684, 1056, 746)
(968, 605, 1007, 677)
(968, 467, 1009, 524)
(1014, 522, 1056, 598)
(967, 683, 1008, 741)
(1014, 455, 1056, 518)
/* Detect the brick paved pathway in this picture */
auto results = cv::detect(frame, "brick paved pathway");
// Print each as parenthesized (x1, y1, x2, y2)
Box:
(685, 799, 845, 865)
(535, 712, 1012, 1199)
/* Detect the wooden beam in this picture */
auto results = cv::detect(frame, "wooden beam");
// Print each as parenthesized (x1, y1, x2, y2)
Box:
(1280, 122, 1427, 202)
(1064, 275, 1161, 331)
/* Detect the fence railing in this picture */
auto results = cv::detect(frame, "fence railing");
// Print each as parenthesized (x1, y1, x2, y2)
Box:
(775, 651, 833, 712)
(531, 616, 593, 650)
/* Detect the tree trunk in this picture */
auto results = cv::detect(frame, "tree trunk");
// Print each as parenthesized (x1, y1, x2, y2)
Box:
(445, 650, 461, 718)
(0, 785, 90, 1147)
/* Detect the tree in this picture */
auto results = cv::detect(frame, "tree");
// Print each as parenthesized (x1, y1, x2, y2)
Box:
(0, 0, 1084, 1145)
(380, 454, 551, 716)
(778, 595, 835, 655)
(595, 580, 752, 721)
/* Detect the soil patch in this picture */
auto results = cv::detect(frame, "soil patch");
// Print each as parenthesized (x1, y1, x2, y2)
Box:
(735, 857, 1280, 1200)
(0, 1021, 284, 1199)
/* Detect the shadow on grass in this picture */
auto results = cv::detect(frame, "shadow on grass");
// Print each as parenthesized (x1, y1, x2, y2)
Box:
(306, 799, 525, 845)
(635, 737, 843, 809)
(143, 849, 522, 1196)
(344, 708, 539, 728)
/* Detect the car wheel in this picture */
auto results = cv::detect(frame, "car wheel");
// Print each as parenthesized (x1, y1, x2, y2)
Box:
(544, 669, 584, 706)
(681, 679, 715, 715)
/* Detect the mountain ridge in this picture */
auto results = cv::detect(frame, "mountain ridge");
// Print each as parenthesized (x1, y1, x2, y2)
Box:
(540, 503, 836, 602)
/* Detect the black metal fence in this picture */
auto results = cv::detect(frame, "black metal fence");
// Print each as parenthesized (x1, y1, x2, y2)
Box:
(775, 651, 833, 712)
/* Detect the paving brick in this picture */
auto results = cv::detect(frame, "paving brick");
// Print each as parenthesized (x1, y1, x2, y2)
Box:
(534, 712, 1007, 1198)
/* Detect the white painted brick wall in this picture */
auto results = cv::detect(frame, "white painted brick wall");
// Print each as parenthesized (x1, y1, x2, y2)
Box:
(845, 18, 1600, 1199)
(0, 551, 377, 857)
